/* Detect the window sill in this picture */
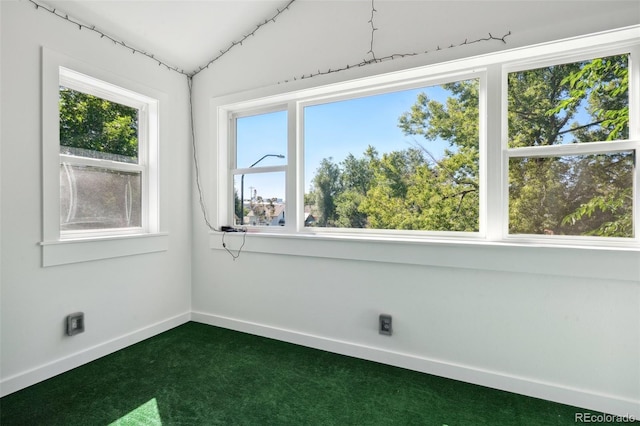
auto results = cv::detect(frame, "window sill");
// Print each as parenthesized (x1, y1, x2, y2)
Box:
(209, 231, 640, 282)
(41, 232, 169, 267)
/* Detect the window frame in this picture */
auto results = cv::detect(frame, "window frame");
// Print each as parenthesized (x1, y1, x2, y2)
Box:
(214, 26, 640, 250)
(501, 47, 639, 245)
(295, 71, 487, 237)
(41, 48, 167, 266)
(230, 106, 289, 228)
(58, 67, 154, 238)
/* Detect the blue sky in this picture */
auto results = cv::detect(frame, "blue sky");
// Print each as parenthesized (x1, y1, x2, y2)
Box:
(234, 76, 607, 202)
(235, 84, 456, 201)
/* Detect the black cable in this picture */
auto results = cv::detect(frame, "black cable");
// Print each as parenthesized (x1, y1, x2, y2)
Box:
(27, 0, 188, 75)
(188, 76, 247, 259)
(277, 0, 510, 84)
(222, 231, 247, 261)
(194, 0, 296, 75)
(27, 0, 297, 77)
(187, 76, 219, 233)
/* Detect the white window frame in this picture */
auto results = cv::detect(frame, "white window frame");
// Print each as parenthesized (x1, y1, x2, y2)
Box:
(294, 71, 487, 238)
(58, 67, 155, 238)
(41, 48, 167, 266)
(230, 106, 289, 228)
(213, 26, 640, 252)
(501, 46, 640, 246)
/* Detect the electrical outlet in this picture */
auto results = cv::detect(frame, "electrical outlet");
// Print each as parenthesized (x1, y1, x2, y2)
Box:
(379, 314, 392, 336)
(66, 312, 85, 336)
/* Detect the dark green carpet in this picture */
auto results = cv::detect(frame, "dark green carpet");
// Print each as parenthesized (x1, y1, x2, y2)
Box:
(0, 322, 631, 425)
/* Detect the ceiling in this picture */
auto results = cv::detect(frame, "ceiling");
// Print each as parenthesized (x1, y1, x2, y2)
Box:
(33, 0, 640, 79)
(41, 0, 291, 74)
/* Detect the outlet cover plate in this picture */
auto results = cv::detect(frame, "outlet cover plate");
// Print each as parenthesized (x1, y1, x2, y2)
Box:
(66, 312, 85, 336)
(379, 314, 392, 336)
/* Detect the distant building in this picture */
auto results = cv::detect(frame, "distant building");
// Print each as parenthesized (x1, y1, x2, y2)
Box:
(304, 212, 316, 226)
(245, 202, 286, 226)
(268, 204, 286, 226)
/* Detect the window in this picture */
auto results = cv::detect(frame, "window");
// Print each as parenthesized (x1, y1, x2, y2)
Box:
(216, 27, 639, 248)
(41, 49, 166, 266)
(303, 78, 480, 232)
(58, 68, 157, 238)
(506, 54, 634, 239)
(232, 110, 287, 227)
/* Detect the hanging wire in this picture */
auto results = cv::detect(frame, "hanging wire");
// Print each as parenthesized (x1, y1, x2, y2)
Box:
(26, 0, 297, 78)
(278, 0, 511, 83)
(222, 230, 247, 261)
(28, 0, 510, 260)
(278, 31, 511, 83)
(27, 0, 510, 84)
(367, 0, 377, 61)
(187, 76, 217, 233)
(26, 0, 190, 75)
(28, 0, 292, 261)
(188, 76, 247, 260)
(193, 0, 296, 76)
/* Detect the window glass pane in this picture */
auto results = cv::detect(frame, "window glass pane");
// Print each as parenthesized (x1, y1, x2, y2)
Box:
(304, 79, 480, 231)
(59, 87, 139, 164)
(509, 151, 634, 237)
(508, 54, 629, 148)
(236, 111, 287, 169)
(60, 164, 142, 230)
(233, 172, 285, 226)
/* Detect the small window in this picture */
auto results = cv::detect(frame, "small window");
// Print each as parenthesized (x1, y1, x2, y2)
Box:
(232, 110, 287, 227)
(59, 86, 142, 233)
(41, 49, 166, 266)
(57, 68, 158, 238)
(506, 54, 634, 238)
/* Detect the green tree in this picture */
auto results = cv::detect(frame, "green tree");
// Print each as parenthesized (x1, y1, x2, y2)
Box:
(59, 87, 139, 159)
(312, 158, 342, 226)
(506, 63, 583, 234)
(507, 55, 630, 237)
(330, 152, 370, 227)
(552, 55, 632, 236)
(393, 80, 480, 231)
(550, 55, 628, 141)
(359, 148, 428, 229)
(304, 55, 630, 236)
(234, 189, 245, 223)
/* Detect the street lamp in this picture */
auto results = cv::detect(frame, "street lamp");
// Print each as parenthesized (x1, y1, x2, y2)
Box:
(240, 154, 285, 225)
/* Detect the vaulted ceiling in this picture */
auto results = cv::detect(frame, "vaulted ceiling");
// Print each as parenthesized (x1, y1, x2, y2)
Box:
(35, 0, 639, 79)
(41, 0, 288, 73)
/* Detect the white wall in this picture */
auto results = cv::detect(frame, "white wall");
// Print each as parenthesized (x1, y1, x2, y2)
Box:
(1, 0, 638, 417)
(191, 0, 640, 417)
(0, 1, 191, 394)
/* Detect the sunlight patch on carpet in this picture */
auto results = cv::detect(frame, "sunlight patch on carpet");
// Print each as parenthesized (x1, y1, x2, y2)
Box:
(109, 398, 162, 426)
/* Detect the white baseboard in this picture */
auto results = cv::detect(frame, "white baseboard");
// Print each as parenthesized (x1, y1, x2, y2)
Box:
(191, 311, 640, 419)
(3, 311, 637, 419)
(0, 312, 191, 397)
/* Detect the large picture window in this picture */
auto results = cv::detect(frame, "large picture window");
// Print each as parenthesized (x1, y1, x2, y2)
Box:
(217, 28, 639, 248)
(303, 78, 480, 232)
